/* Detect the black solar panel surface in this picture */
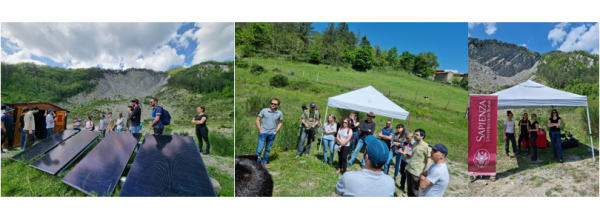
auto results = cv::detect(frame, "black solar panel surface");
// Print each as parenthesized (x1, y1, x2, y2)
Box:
(30, 131, 100, 175)
(11, 130, 78, 163)
(61, 132, 142, 196)
(120, 134, 216, 197)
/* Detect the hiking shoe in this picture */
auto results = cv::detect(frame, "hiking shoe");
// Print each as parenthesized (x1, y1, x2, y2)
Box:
(263, 164, 270, 169)
(323, 161, 326, 165)
(294, 155, 300, 159)
(506, 153, 510, 158)
(558, 158, 564, 163)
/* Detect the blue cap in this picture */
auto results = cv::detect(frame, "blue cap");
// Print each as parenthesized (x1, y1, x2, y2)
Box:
(48, 109, 54, 113)
(310, 102, 316, 108)
(364, 135, 390, 167)
(430, 144, 448, 156)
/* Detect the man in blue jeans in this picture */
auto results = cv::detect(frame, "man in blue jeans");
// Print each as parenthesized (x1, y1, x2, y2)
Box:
(349, 112, 377, 167)
(129, 98, 142, 133)
(19, 107, 30, 149)
(45, 109, 56, 138)
(255, 98, 283, 169)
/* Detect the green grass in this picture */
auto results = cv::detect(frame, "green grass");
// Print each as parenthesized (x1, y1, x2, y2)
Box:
(206, 166, 234, 197)
(236, 58, 469, 196)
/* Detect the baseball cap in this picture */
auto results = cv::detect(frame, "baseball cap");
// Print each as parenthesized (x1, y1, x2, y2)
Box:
(131, 98, 139, 104)
(364, 135, 390, 167)
(430, 144, 448, 156)
(310, 102, 316, 108)
(48, 109, 54, 113)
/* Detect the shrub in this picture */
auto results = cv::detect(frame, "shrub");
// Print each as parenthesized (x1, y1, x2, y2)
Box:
(250, 64, 266, 75)
(272, 67, 281, 72)
(245, 95, 270, 115)
(336, 68, 340, 71)
(309, 85, 322, 93)
(288, 78, 311, 90)
(581, 99, 599, 137)
(270, 74, 289, 88)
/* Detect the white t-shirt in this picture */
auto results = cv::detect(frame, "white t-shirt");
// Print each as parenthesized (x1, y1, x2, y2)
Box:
(85, 121, 94, 131)
(420, 163, 449, 197)
(504, 119, 515, 133)
(46, 115, 55, 128)
(338, 127, 352, 147)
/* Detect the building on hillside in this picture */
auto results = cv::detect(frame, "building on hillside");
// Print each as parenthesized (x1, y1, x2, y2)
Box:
(432, 69, 468, 83)
(2, 102, 70, 149)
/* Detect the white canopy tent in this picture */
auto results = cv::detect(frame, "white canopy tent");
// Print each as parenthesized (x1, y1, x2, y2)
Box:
(490, 80, 595, 162)
(318, 86, 410, 151)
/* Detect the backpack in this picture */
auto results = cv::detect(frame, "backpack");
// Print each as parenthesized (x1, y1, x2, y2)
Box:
(158, 106, 171, 125)
(303, 109, 320, 129)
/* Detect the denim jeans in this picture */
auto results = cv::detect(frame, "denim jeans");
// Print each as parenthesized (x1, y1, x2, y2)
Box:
(348, 138, 366, 166)
(384, 152, 403, 176)
(46, 128, 55, 138)
(297, 129, 315, 156)
(550, 131, 563, 159)
(256, 133, 277, 164)
(322, 138, 335, 163)
(100, 129, 106, 138)
(131, 125, 142, 133)
(117, 126, 123, 132)
(19, 127, 25, 148)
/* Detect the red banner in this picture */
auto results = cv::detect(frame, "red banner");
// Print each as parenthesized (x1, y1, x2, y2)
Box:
(468, 95, 498, 175)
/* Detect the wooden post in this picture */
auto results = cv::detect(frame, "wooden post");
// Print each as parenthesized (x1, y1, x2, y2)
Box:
(446, 96, 453, 110)
(414, 90, 418, 102)
(400, 89, 403, 99)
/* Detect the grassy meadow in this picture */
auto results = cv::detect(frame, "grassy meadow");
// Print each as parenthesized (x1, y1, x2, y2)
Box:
(235, 57, 469, 197)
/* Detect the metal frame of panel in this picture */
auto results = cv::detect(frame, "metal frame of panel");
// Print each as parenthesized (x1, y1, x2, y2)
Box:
(61, 132, 142, 196)
(29, 131, 100, 175)
(119, 134, 216, 197)
(10, 130, 78, 163)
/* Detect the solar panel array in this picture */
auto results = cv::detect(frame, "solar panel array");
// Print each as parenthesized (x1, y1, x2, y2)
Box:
(30, 131, 100, 175)
(11, 130, 78, 163)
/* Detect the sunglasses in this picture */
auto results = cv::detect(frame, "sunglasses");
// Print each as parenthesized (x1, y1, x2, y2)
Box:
(271, 103, 279, 106)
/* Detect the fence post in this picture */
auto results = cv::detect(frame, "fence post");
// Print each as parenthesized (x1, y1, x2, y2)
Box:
(400, 89, 403, 99)
(414, 90, 419, 102)
(446, 96, 453, 110)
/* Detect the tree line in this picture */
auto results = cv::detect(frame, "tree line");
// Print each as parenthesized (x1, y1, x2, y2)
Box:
(166, 60, 234, 98)
(235, 22, 441, 78)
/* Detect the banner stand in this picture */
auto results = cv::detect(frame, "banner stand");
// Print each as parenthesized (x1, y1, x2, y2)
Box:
(468, 95, 498, 178)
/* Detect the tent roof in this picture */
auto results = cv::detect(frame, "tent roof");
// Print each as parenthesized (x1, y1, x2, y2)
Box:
(490, 80, 588, 108)
(327, 86, 409, 120)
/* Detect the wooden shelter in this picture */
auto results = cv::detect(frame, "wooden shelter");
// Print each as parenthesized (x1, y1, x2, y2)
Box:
(2, 102, 70, 148)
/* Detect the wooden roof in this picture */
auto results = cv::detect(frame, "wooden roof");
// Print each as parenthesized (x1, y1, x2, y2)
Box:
(6, 102, 70, 112)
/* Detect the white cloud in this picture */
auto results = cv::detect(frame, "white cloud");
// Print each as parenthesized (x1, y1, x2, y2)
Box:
(445, 69, 459, 73)
(467, 22, 497, 35)
(468, 32, 471, 37)
(133, 45, 185, 71)
(520, 43, 527, 48)
(1, 48, 45, 65)
(548, 22, 569, 47)
(557, 23, 599, 54)
(187, 22, 234, 64)
(1, 23, 183, 71)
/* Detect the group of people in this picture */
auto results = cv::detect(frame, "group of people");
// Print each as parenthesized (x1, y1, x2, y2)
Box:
(502, 109, 564, 163)
(1, 97, 211, 155)
(252, 98, 449, 197)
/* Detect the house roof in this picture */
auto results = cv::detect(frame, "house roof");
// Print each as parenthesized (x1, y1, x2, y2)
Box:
(6, 102, 71, 112)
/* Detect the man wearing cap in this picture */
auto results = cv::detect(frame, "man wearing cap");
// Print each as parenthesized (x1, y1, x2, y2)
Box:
(45, 109, 56, 138)
(405, 128, 431, 197)
(420, 144, 450, 197)
(1, 107, 15, 153)
(296, 102, 320, 157)
(348, 112, 377, 167)
(336, 135, 395, 197)
(255, 98, 283, 169)
(23, 106, 40, 149)
(129, 98, 142, 133)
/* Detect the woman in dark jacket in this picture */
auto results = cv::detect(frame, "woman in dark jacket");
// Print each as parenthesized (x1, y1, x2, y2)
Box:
(547, 109, 563, 163)
(517, 113, 531, 155)
(192, 106, 209, 155)
(529, 113, 539, 161)
(390, 124, 406, 181)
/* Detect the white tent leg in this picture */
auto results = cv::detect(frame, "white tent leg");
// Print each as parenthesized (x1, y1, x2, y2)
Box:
(586, 106, 595, 162)
(391, 118, 393, 127)
(319, 106, 329, 152)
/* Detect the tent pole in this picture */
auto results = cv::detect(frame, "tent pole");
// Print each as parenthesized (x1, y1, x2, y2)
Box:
(319, 106, 329, 152)
(586, 106, 595, 162)
(391, 118, 393, 127)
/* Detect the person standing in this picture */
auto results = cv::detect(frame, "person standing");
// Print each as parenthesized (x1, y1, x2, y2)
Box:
(84, 116, 94, 131)
(150, 97, 165, 135)
(73, 116, 82, 132)
(18, 107, 30, 149)
(115, 113, 125, 132)
(503, 111, 517, 157)
(126, 105, 133, 132)
(107, 112, 115, 133)
(336, 118, 353, 174)
(388, 124, 406, 180)
(405, 128, 430, 197)
(322, 114, 337, 165)
(349, 112, 360, 150)
(255, 98, 283, 169)
(23, 106, 39, 149)
(398, 131, 414, 191)
(335, 135, 395, 197)
(98, 114, 107, 138)
(348, 112, 377, 167)
(380, 120, 396, 174)
(192, 106, 210, 155)
(297, 102, 320, 157)
(419, 144, 450, 197)
(1, 108, 15, 153)
(548, 109, 563, 163)
(529, 114, 539, 161)
(45, 109, 56, 138)
(130, 98, 142, 133)
(517, 113, 531, 155)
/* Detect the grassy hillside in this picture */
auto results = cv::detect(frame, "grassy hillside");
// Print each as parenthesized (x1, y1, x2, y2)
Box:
(235, 57, 469, 197)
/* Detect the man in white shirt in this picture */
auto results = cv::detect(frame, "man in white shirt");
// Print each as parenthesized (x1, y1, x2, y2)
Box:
(419, 144, 449, 197)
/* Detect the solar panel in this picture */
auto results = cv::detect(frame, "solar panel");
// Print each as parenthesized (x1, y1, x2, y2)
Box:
(119, 134, 216, 197)
(11, 130, 78, 163)
(30, 131, 100, 175)
(61, 132, 142, 196)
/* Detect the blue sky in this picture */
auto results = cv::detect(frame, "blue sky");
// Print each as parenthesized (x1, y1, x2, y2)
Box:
(468, 22, 599, 54)
(313, 23, 468, 73)
(1, 23, 234, 71)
